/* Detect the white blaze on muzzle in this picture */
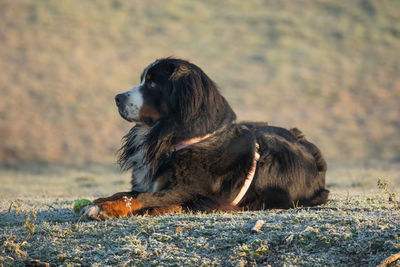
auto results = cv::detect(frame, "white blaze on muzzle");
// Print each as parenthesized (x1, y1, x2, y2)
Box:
(121, 86, 144, 121)
(116, 61, 159, 122)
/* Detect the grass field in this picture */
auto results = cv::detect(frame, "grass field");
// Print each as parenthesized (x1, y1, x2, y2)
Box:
(1, 164, 400, 266)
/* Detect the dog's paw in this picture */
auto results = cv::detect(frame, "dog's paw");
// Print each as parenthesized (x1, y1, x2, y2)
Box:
(81, 204, 115, 221)
(81, 204, 103, 220)
(81, 198, 143, 220)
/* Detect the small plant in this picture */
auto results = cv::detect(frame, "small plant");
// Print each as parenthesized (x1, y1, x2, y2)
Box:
(292, 200, 300, 209)
(377, 178, 399, 208)
(0, 208, 37, 264)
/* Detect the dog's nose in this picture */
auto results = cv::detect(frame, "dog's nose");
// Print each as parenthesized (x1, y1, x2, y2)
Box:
(115, 93, 127, 106)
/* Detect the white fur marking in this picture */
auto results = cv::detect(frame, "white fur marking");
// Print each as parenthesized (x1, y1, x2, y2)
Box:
(132, 164, 152, 192)
(151, 181, 159, 192)
(124, 127, 154, 193)
(121, 61, 159, 121)
(123, 86, 143, 120)
(82, 205, 100, 219)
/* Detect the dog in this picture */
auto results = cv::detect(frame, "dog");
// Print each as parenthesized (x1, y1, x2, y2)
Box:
(83, 58, 329, 220)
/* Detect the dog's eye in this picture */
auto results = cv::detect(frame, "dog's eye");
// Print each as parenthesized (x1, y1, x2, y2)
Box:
(148, 81, 157, 88)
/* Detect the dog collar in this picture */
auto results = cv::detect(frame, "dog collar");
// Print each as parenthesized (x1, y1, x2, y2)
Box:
(231, 143, 260, 206)
(173, 133, 212, 152)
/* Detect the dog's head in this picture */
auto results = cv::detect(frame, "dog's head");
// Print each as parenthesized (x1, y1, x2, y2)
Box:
(116, 58, 236, 166)
(115, 60, 167, 125)
(115, 58, 236, 135)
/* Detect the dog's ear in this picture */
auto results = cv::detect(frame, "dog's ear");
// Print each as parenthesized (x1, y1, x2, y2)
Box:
(169, 62, 236, 131)
(169, 64, 205, 124)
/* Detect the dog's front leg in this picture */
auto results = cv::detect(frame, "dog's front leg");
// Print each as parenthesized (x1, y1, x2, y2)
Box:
(83, 187, 192, 220)
(81, 191, 138, 220)
(82, 195, 143, 220)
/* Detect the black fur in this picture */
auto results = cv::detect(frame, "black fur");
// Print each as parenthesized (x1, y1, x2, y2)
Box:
(117, 58, 329, 212)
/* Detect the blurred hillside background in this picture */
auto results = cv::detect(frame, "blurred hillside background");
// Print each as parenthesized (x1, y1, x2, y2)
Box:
(0, 0, 399, 166)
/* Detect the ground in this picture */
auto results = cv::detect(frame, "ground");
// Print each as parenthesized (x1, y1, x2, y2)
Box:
(1, 163, 400, 266)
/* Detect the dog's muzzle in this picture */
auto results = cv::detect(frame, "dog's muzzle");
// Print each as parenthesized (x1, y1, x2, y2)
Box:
(115, 88, 143, 122)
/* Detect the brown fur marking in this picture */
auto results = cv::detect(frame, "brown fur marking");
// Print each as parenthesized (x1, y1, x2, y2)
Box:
(139, 104, 163, 121)
(93, 197, 143, 219)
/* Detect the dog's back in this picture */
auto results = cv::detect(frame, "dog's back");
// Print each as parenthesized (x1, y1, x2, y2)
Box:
(240, 122, 329, 209)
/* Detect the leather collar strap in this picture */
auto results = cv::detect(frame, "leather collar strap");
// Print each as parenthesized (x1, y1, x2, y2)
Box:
(173, 133, 212, 152)
(231, 143, 260, 206)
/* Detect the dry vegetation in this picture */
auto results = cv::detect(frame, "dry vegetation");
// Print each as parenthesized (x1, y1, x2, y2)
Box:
(0, 0, 399, 164)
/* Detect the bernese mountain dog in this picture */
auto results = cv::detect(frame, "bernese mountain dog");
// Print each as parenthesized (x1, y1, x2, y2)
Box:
(83, 58, 329, 220)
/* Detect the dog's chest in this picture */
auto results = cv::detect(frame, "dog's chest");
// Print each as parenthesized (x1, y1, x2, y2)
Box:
(125, 128, 155, 193)
(131, 150, 153, 192)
